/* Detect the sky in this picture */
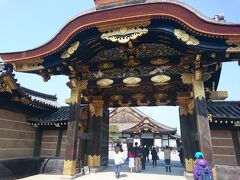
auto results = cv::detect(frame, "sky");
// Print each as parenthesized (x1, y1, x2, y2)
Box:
(0, 0, 240, 134)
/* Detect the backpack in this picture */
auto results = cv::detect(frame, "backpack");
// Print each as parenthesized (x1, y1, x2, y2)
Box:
(197, 165, 213, 180)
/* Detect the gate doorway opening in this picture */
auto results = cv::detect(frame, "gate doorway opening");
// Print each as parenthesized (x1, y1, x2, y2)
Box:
(141, 138, 154, 148)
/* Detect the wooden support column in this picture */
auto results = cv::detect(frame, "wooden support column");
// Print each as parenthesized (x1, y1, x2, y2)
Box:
(33, 128, 42, 157)
(193, 79, 214, 166)
(63, 79, 87, 176)
(179, 99, 198, 172)
(87, 97, 104, 170)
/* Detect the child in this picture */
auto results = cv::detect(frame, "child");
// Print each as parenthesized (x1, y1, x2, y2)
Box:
(113, 146, 125, 178)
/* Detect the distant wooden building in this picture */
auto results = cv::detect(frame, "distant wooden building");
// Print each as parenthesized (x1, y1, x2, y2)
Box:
(110, 107, 178, 148)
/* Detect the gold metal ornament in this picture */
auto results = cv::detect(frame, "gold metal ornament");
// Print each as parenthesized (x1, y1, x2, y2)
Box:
(123, 56, 140, 67)
(96, 78, 113, 87)
(123, 77, 141, 85)
(174, 29, 199, 46)
(151, 75, 171, 83)
(181, 73, 193, 84)
(11, 58, 44, 72)
(226, 39, 240, 53)
(93, 155, 101, 166)
(150, 57, 169, 65)
(63, 160, 76, 175)
(99, 19, 150, 44)
(98, 62, 114, 69)
(193, 80, 205, 100)
(89, 99, 104, 117)
(61, 41, 80, 59)
(111, 95, 123, 101)
(185, 158, 194, 172)
(87, 155, 94, 167)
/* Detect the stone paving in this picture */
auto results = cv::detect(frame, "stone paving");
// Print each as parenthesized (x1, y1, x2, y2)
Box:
(21, 152, 186, 180)
(21, 164, 186, 180)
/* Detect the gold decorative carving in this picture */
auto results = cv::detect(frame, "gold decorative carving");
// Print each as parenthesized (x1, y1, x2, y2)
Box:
(185, 158, 194, 172)
(87, 155, 94, 167)
(137, 100, 150, 106)
(96, 78, 113, 87)
(123, 77, 141, 85)
(150, 57, 169, 65)
(193, 80, 205, 100)
(151, 75, 171, 83)
(131, 93, 144, 101)
(179, 100, 194, 116)
(155, 100, 170, 106)
(99, 19, 150, 44)
(3, 76, 17, 90)
(123, 56, 140, 67)
(61, 41, 80, 59)
(118, 100, 131, 107)
(226, 39, 240, 53)
(11, 58, 44, 72)
(0, 82, 11, 93)
(93, 155, 101, 166)
(174, 29, 199, 46)
(154, 93, 167, 100)
(65, 80, 88, 104)
(63, 160, 76, 175)
(111, 95, 123, 101)
(208, 114, 212, 122)
(89, 99, 104, 117)
(209, 91, 228, 100)
(181, 73, 193, 84)
(98, 62, 114, 69)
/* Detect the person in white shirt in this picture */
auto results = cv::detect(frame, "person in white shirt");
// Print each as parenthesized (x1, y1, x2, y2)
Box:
(113, 145, 125, 178)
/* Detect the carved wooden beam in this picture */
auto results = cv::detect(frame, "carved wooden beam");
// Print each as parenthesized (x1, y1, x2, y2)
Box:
(209, 91, 228, 100)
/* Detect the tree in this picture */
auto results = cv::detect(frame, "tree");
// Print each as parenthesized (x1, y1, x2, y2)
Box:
(109, 124, 121, 150)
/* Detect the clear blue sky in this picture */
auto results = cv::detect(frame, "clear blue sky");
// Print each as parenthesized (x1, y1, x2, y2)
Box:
(0, 0, 240, 134)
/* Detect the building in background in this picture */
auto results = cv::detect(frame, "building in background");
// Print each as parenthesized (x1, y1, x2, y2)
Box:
(109, 107, 179, 150)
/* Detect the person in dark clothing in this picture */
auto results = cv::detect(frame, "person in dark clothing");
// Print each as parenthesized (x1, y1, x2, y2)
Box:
(133, 142, 142, 173)
(151, 147, 158, 167)
(140, 145, 147, 170)
(144, 145, 149, 163)
(178, 145, 184, 166)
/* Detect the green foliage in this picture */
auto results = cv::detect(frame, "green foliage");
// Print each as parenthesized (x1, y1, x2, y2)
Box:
(109, 124, 120, 138)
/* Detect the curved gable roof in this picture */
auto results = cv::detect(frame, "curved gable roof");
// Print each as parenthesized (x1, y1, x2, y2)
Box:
(1, 0, 240, 62)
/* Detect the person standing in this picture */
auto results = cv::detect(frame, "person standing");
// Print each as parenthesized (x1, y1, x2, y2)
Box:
(140, 145, 147, 170)
(113, 146, 125, 178)
(144, 145, 150, 163)
(164, 146, 171, 172)
(193, 152, 213, 180)
(127, 146, 135, 173)
(178, 145, 184, 166)
(151, 147, 158, 167)
(133, 142, 142, 173)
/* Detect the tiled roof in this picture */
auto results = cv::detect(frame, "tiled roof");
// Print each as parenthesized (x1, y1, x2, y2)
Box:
(0, 63, 60, 111)
(207, 101, 240, 120)
(28, 106, 70, 123)
(28, 105, 88, 125)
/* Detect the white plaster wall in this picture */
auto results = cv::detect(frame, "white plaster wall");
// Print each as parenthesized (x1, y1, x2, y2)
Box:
(133, 139, 140, 145)
(154, 139, 162, 147)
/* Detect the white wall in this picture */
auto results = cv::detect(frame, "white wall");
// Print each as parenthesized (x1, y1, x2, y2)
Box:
(133, 139, 140, 146)
(154, 139, 162, 147)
